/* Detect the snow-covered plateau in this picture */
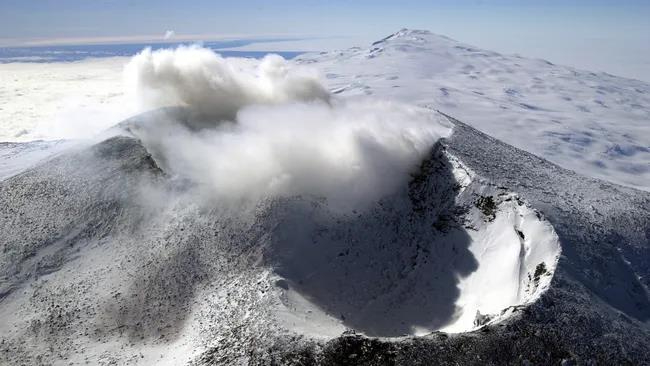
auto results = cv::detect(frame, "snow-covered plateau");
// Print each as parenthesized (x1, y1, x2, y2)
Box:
(0, 29, 649, 365)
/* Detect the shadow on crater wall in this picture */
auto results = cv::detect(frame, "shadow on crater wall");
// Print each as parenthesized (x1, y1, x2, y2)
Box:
(101, 236, 207, 342)
(264, 144, 478, 336)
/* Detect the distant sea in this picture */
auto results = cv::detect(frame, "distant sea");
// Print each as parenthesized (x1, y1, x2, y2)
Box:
(0, 39, 303, 63)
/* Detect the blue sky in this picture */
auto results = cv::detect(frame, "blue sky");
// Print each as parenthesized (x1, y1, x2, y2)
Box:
(1, 0, 649, 80)
(1, 1, 648, 39)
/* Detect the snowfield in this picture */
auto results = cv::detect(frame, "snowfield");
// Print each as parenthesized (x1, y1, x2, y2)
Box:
(0, 57, 133, 141)
(0, 29, 648, 365)
(298, 29, 650, 191)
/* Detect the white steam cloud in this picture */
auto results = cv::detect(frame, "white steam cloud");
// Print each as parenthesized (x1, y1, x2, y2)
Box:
(124, 46, 329, 123)
(123, 47, 451, 210)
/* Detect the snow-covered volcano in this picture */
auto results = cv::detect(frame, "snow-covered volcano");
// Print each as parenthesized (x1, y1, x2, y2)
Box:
(2, 108, 646, 365)
(0, 115, 561, 363)
(0, 30, 648, 365)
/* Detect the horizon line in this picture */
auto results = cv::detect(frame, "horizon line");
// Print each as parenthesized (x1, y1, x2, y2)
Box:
(0, 32, 335, 48)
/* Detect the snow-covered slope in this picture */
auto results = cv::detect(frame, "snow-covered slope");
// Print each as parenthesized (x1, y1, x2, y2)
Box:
(299, 29, 650, 191)
(0, 111, 647, 365)
(0, 140, 74, 180)
(0, 121, 561, 363)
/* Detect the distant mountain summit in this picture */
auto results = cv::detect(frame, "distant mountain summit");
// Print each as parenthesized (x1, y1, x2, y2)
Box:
(372, 28, 437, 44)
(300, 28, 650, 191)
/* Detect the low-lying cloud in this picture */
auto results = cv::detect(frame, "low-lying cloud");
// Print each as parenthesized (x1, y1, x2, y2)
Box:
(163, 30, 175, 40)
(123, 46, 451, 210)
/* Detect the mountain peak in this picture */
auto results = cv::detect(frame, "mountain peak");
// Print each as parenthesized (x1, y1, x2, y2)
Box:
(393, 28, 433, 37)
(371, 28, 453, 47)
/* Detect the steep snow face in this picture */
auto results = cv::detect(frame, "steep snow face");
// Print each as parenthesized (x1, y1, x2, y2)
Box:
(443, 187, 560, 333)
(300, 29, 650, 192)
(268, 148, 561, 337)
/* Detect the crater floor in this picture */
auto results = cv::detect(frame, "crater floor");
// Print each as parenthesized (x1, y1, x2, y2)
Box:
(270, 148, 560, 337)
